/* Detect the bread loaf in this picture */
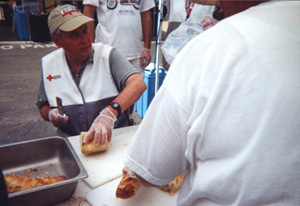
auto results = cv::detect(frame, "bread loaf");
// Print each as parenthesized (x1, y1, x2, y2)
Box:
(4, 174, 66, 194)
(116, 173, 141, 199)
(80, 132, 110, 154)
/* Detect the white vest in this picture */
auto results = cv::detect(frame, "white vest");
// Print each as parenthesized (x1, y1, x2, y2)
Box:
(42, 43, 119, 107)
(41, 43, 125, 136)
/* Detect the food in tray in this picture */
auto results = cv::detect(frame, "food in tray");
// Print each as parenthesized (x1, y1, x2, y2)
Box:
(80, 131, 110, 154)
(4, 174, 67, 194)
(116, 173, 141, 199)
(158, 174, 184, 195)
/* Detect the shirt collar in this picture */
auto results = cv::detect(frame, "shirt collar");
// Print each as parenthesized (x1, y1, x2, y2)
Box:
(84, 47, 94, 66)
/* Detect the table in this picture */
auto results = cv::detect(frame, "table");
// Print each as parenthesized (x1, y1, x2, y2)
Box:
(58, 125, 139, 205)
(55, 180, 92, 206)
(57, 125, 178, 206)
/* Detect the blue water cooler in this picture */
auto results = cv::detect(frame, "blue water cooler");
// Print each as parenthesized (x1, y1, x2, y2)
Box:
(15, 10, 30, 41)
(135, 63, 167, 118)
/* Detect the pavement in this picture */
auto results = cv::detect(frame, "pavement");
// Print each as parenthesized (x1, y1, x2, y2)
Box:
(0, 20, 165, 145)
(0, 41, 59, 145)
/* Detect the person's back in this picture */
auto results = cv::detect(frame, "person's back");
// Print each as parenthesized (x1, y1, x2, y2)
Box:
(123, 1, 300, 206)
(164, 1, 300, 205)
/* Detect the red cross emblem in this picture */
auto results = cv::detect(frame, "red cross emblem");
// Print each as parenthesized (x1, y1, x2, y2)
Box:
(46, 74, 54, 81)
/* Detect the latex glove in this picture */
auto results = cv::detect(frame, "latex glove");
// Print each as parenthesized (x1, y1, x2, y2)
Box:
(201, 16, 219, 31)
(48, 108, 69, 127)
(83, 108, 117, 147)
(140, 48, 151, 69)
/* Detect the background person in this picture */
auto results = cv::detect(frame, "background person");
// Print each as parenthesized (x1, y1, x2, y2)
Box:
(1, 0, 15, 26)
(122, 0, 300, 205)
(201, 15, 219, 30)
(83, 0, 155, 74)
(162, 0, 215, 70)
(36, 5, 146, 146)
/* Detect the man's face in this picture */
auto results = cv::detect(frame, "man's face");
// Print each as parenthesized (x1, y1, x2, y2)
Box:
(54, 24, 92, 59)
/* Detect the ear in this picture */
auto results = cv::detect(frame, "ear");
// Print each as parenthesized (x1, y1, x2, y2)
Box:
(52, 34, 62, 48)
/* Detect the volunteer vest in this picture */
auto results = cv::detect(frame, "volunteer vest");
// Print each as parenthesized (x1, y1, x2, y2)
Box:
(41, 43, 127, 136)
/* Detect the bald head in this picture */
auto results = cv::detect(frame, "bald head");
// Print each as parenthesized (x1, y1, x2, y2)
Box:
(190, 0, 265, 18)
(219, 0, 264, 17)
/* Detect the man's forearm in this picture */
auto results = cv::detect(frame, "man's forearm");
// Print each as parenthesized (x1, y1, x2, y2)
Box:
(108, 74, 146, 116)
(136, 173, 157, 187)
(141, 10, 152, 49)
(83, 5, 96, 42)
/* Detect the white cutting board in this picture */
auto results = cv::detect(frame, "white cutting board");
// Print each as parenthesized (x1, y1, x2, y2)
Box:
(68, 125, 139, 188)
(86, 177, 178, 206)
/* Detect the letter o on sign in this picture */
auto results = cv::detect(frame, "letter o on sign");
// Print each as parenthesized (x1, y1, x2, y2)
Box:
(1, 45, 14, 50)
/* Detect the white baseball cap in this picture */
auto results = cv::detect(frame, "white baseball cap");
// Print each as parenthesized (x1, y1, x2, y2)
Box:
(48, 4, 94, 35)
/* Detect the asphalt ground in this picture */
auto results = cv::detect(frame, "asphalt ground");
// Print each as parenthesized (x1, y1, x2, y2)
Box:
(0, 42, 58, 145)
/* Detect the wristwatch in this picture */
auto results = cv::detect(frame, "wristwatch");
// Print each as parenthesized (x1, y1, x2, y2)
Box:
(110, 102, 121, 117)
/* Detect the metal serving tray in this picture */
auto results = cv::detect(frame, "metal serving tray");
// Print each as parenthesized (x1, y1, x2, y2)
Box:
(0, 136, 88, 206)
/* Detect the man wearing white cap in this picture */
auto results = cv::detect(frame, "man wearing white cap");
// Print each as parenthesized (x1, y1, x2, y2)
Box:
(36, 5, 146, 146)
(122, 0, 300, 205)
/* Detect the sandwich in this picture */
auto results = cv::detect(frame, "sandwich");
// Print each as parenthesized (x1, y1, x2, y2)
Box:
(4, 174, 66, 194)
(80, 131, 110, 154)
(158, 174, 184, 195)
(116, 173, 141, 199)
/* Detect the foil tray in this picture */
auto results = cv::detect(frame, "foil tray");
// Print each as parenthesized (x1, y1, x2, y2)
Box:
(0, 136, 88, 206)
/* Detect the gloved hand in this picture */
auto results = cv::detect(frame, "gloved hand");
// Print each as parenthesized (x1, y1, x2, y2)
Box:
(201, 16, 219, 30)
(83, 108, 117, 147)
(140, 48, 151, 69)
(48, 108, 69, 127)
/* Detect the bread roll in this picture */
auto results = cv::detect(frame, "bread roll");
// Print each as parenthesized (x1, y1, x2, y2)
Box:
(116, 173, 141, 199)
(4, 175, 66, 194)
(80, 132, 110, 154)
(158, 174, 184, 195)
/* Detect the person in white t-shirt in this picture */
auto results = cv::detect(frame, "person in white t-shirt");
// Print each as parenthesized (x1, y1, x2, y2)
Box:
(83, 0, 155, 73)
(162, 0, 215, 70)
(168, 0, 215, 24)
(122, 0, 300, 205)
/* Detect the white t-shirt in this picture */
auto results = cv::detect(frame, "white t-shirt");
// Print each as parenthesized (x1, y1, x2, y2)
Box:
(123, 1, 300, 206)
(168, 0, 214, 23)
(82, 0, 155, 60)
